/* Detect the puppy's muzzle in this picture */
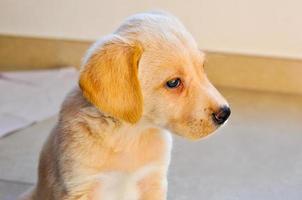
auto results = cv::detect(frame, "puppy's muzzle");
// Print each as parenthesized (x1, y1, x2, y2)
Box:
(212, 106, 231, 125)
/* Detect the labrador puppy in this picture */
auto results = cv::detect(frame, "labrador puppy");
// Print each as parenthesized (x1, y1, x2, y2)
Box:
(21, 11, 230, 200)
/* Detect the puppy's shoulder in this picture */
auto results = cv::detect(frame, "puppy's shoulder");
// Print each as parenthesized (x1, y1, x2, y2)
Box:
(59, 86, 118, 136)
(60, 86, 91, 117)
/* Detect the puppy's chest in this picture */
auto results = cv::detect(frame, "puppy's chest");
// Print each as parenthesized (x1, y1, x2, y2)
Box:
(93, 164, 159, 200)
(89, 131, 172, 200)
(100, 130, 170, 169)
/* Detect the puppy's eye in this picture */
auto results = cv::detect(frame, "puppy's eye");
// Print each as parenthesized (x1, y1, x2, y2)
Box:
(166, 78, 182, 88)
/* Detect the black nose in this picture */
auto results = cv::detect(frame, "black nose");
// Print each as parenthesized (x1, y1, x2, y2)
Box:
(212, 106, 231, 125)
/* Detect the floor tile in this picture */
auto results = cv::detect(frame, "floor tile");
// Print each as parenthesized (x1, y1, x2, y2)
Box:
(0, 117, 57, 184)
(0, 180, 33, 200)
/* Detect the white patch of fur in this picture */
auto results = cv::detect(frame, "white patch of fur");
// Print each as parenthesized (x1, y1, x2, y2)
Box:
(160, 129, 173, 166)
(95, 164, 161, 200)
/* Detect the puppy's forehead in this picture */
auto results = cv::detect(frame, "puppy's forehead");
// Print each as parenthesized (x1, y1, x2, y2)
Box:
(118, 12, 206, 77)
(152, 45, 205, 69)
(117, 12, 197, 49)
(140, 46, 205, 83)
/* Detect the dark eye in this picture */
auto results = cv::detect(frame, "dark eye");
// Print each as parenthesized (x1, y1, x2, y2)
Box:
(166, 78, 181, 88)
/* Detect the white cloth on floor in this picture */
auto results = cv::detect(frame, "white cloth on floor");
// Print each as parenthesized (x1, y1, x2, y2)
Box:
(0, 67, 78, 137)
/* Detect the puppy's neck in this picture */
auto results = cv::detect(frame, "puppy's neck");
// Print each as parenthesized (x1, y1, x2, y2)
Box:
(81, 106, 161, 152)
(63, 87, 160, 141)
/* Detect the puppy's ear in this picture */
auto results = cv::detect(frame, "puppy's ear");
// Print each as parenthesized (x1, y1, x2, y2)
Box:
(79, 36, 143, 124)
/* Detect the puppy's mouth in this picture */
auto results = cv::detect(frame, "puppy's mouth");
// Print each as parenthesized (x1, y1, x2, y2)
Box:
(166, 118, 219, 140)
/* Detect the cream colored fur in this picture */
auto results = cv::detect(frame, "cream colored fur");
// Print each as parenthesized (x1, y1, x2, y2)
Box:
(19, 11, 228, 200)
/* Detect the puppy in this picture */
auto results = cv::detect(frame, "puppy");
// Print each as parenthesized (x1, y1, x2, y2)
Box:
(21, 11, 230, 200)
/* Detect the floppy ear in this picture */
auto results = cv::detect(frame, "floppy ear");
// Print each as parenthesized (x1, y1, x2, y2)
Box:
(79, 36, 143, 124)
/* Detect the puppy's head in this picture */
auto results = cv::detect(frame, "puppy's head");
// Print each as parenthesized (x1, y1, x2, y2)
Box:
(79, 12, 230, 139)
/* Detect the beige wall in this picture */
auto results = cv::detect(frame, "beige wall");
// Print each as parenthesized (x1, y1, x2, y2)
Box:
(0, 0, 301, 59)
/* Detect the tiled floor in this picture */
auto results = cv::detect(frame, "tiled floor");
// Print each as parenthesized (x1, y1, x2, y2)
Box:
(1, 87, 302, 200)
